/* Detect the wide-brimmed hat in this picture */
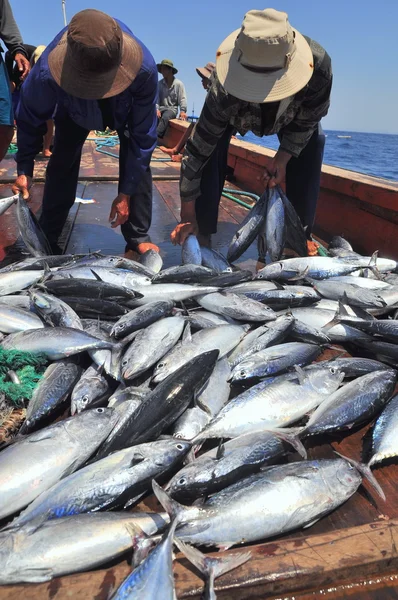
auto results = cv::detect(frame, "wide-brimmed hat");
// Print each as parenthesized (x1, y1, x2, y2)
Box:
(196, 62, 216, 80)
(216, 9, 314, 103)
(48, 9, 143, 100)
(157, 59, 178, 75)
(31, 45, 46, 66)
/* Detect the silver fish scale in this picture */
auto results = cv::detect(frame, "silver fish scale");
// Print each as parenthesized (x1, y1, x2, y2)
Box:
(370, 394, 398, 466)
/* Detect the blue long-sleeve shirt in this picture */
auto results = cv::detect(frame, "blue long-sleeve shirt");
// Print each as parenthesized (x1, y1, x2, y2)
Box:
(16, 21, 158, 197)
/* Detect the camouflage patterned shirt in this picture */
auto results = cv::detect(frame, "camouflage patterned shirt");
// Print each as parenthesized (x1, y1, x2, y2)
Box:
(180, 36, 332, 203)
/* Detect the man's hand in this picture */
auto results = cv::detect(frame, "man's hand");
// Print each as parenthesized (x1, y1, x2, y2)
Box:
(179, 112, 187, 121)
(12, 175, 32, 200)
(14, 53, 30, 81)
(157, 109, 161, 119)
(259, 149, 292, 189)
(109, 193, 130, 229)
(170, 221, 198, 245)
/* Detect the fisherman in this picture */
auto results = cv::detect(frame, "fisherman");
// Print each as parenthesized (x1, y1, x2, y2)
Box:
(29, 46, 54, 158)
(156, 59, 188, 140)
(0, 0, 30, 162)
(12, 9, 159, 257)
(170, 9, 332, 251)
(159, 62, 215, 162)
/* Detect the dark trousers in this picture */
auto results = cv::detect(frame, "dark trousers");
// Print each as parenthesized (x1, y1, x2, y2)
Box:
(157, 108, 176, 138)
(39, 115, 152, 253)
(195, 123, 325, 237)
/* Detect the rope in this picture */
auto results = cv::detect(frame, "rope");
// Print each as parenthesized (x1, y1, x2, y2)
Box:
(88, 135, 171, 162)
(0, 349, 48, 408)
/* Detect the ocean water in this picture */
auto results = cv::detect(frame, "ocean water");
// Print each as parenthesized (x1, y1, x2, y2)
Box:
(237, 130, 398, 182)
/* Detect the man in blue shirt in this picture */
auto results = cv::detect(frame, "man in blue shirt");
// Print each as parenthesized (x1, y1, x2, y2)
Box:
(12, 9, 159, 256)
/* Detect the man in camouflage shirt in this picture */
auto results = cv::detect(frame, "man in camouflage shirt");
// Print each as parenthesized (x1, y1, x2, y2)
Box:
(171, 9, 332, 250)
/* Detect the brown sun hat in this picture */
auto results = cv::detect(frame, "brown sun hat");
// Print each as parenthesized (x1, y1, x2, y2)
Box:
(196, 62, 216, 80)
(157, 59, 178, 75)
(216, 8, 314, 103)
(48, 9, 143, 100)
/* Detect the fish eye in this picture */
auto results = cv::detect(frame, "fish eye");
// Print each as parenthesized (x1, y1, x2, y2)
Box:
(96, 408, 105, 413)
(178, 477, 186, 485)
(329, 367, 337, 374)
(240, 370, 246, 378)
(82, 396, 89, 404)
(157, 362, 165, 369)
(176, 443, 184, 450)
(122, 359, 128, 367)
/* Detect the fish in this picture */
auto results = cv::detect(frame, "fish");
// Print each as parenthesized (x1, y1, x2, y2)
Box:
(240, 285, 321, 308)
(329, 275, 391, 289)
(0, 301, 44, 333)
(30, 290, 83, 330)
(204, 270, 253, 288)
(228, 315, 294, 368)
(44, 278, 141, 300)
(0, 255, 75, 273)
(229, 280, 278, 295)
(301, 370, 397, 437)
(60, 296, 128, 318)
(174, 540, 251, 600)
(329, 235, 354, 252)
(286, 306, 373, 343)
(96, 350, 219, 457)
(0, 193, 18, 216)
(354, 339, 398, 362)
(196, 365, 343, 440)
(313, 280, 387, 309)
(256, 257, 366, 281)
(227, 190, 268, 263)
(0, 294, 31, 309)
(139, 249, 163, 273)
(345, 318, 398, 342)
(98, 398, 144, 457)
(54, 267, 152, 288)
(1, 326, 114, 360)
(265, 188, 286, 262)
(230, 341, 322, 382)
(110, 301, 174, 339)
(289, 318, 331, 345)
(152, 324, 248, 383)
(197, 292, 276, 322)
(201, 246, 232, 273)
(20, 360, 82, 433)
(8, 439, 191, 528)
(0, 511, 167, 583)
(180, 309, 238, 329)
(121, 315, 185, 380)
(182, 234, 202, 265)
(154, 264, 215, 284)
(278, 185, 307, 257)
(126, 283, 220, 306)
(368, 394, 398, 467)
(0, 270, 44, 296)
(154, 457, 382, 548)
(0, 407, 119, 519)
(16, 195, 52, 256)
(110, 518, 179, 600)
(71, 364, 112, 415)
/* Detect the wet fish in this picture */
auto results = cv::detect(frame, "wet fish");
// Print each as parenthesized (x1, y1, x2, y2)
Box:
(301, 370, 397, 437)
(227, 190, 268, 263)
(197, 292, 276, 322)
(0, 407, 118, 519)
(330, 275, 391, 289)
(0, 294, 31, 309)
(20, 360, 82, 433)
(265, 188, 286, 262)
(152, 324, 248, 383)
(0, 511, 167, 583)
(197, 365, 343, 440)
(329, 235, 354, 252)
(1, 327, 114, 360)
(313, 280, 387, 309)
(110, 518, 179, 600)
(0, 193, 18, 216)
(278, 185, 307, 257)
(121, 315, 185, 380)
(154, 264, 215, 284)
(97, 350, 219, 457)
(16, 195, 52, 256)
(0, 302, 44, 333)
(126, 283, 220, 306)
(30, 290, 83, 330)
(204, 270, 253, 288)
(347, 318, 398, 342)
(55, 267, 152, 288)
(243, 285, 321, 308)
(368, 394, 398, 467)
(289, 318, 331, 345)
(44, 278, 140, 300)
(110, 301, 174, 339)
(201, 246, 232, 273)
(9, 439, 190, 527)
(256, 257, 364, 281)
(180, 309, 238, 329)
(182, 234, 202, 265)
(71, 364, 112, 415)
(230, 341, 322, 382)
(154, 457, 380, 548)
(175, 540, 251, 600)
(0, 270, 44, 296)
(286, 306, 373, 343)
(139, 249, 163, 273)
(60, 296, 128, 318)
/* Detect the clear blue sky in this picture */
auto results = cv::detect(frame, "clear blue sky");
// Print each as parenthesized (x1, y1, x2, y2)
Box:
(10, 0, 398, 134)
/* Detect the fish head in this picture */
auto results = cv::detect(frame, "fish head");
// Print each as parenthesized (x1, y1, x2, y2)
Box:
(152, 357, 172, 383)
(66, 407, 119, 441)
(331, 458, 362, 495)
(71, 390, 92, 415)
(229, 361, 255, 383)
(148, 439, 192, 468)
(110, 321, 127, 338)
(167, 459, 214, 500)
(256, 262, 283, 280)
(30, 290, 52, 314)
(306, 366, 345, 395)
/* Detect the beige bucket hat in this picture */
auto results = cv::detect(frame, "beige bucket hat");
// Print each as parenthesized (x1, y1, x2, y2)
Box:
(216, 8, 314, 103)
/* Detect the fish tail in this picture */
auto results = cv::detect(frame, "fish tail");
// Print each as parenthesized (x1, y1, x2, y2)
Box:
(334, 451, 386, 501)
(268, 427, 307, 459)
(152, 480, 188, 524)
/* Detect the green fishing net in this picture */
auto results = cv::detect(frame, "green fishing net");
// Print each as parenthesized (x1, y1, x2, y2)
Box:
(7, 143, 18, 154)
(0, 348, 48, 407)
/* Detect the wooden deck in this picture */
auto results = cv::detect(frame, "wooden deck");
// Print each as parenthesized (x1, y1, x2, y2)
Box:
(1, 139, 398, 599)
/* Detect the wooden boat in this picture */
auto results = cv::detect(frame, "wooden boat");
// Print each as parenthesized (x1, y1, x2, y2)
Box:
(0, 120, 398, 599)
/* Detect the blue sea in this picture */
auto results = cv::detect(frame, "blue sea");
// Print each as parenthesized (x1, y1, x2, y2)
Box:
(237, 130, 398, 182)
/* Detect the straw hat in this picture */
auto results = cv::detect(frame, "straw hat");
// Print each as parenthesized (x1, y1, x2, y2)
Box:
(31, 45, 47, 66)
(48, 9, 143, 100)
(157, 59, 178, 74)
(216, 9, 314, 103)
(196, 62, 216, 80)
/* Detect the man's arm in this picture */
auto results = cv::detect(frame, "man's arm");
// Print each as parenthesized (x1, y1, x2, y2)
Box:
(178, 81, 187, 119)
(0, 0, 26, 57)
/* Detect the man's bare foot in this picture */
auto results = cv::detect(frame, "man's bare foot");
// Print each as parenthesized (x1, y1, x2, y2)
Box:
(42, 149, 52, 158)
(136, 242, 160, 254)
(159, 146, 175, 157)
(171, 154, 183, 163)
(197, 233, 212, 248)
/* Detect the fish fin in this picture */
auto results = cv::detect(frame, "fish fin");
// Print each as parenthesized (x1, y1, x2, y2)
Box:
(266, 427, 307, 459)
(128, 453, 146, 468)
(126, 523, 153, 568)
(272, 280, 285, 290)
(90, 269, 103, 282)
(288, 267, 309, 282)
(216, 439, 225, 460)
(303, 517, 321, 529)
(174, 538, 251, 581)
(152, 480, 188, 523)
(182, 321, 192, 343)
(333, 451, 386, 501)
(14, 512, 51, 536)
(11, 567, 54, 583)
(293, 365, 308, 385)
(323, 300, 349, 330)
(183, 448, 197, 465)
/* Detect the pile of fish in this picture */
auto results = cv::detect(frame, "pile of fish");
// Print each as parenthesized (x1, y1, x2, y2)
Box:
(0, 194, 398, 597)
